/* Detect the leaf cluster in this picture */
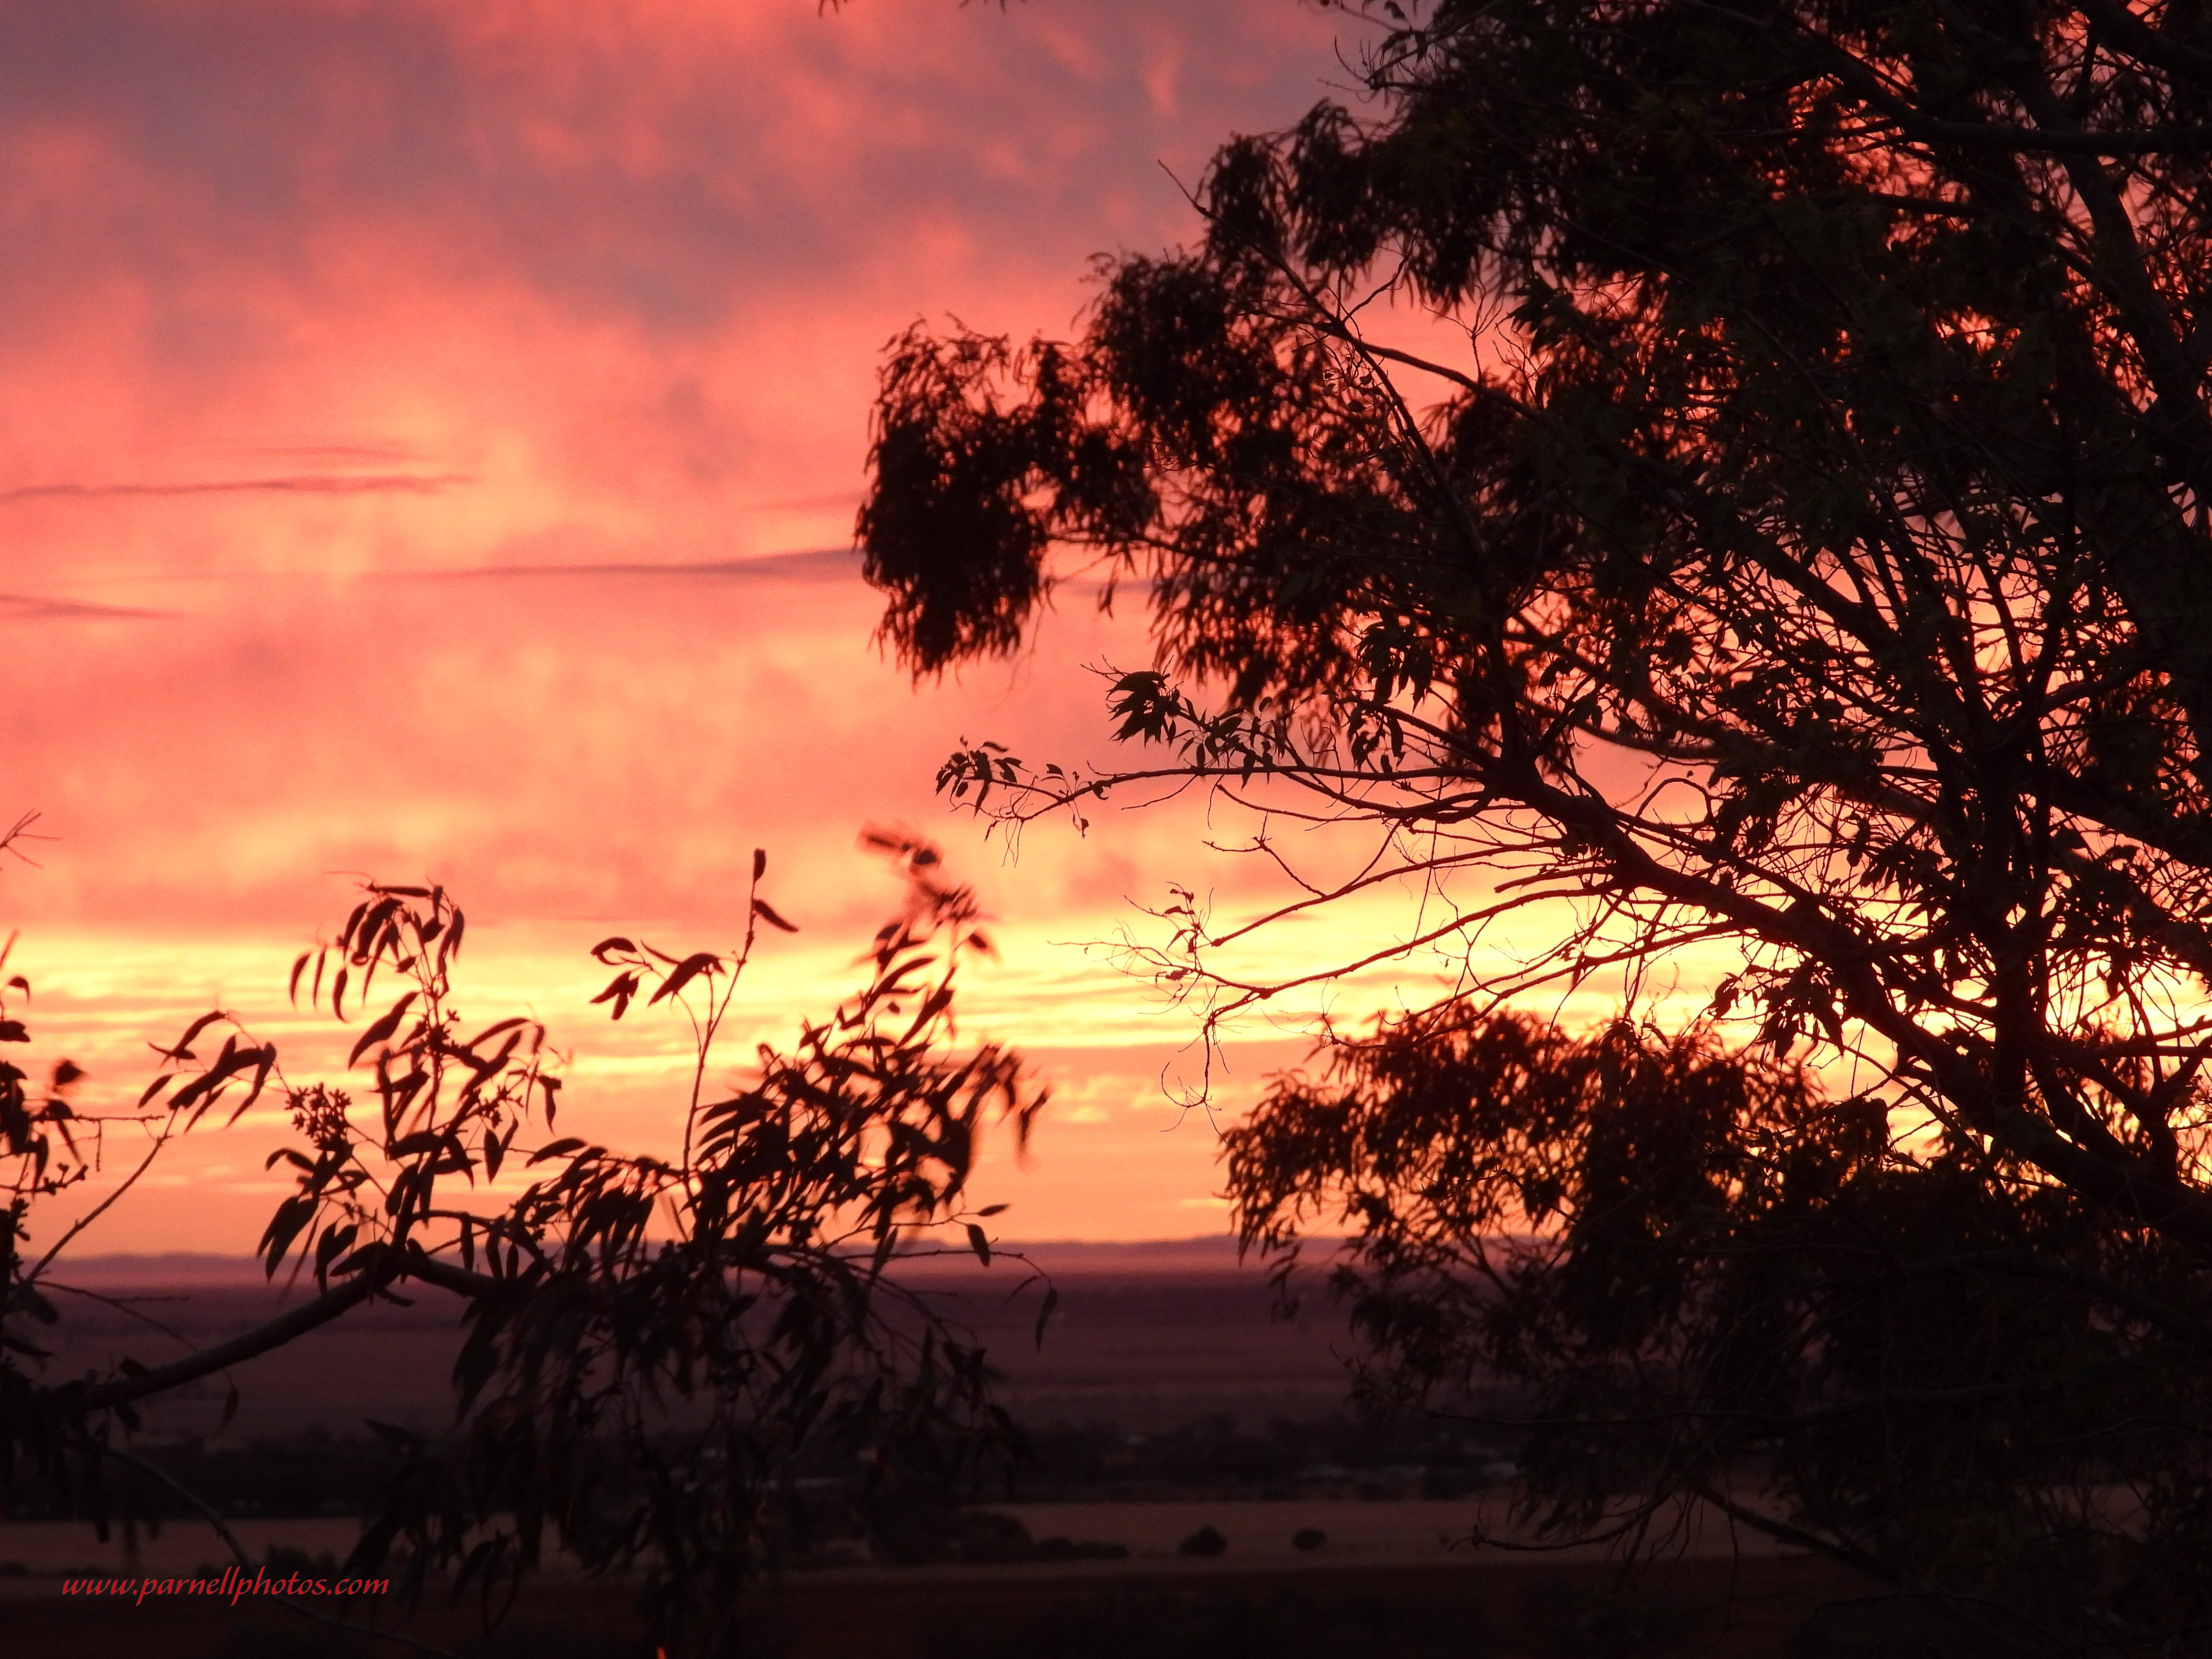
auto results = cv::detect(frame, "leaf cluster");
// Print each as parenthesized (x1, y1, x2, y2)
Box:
(1228, 1008, 2212, 1648)
(1, 842, 1044, 1658)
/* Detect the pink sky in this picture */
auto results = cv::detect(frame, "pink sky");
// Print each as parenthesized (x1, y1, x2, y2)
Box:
(3, 0, 1590, 1254)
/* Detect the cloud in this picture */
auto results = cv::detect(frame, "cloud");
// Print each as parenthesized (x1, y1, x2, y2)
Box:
(0, 591, 171, 622)
(0, 0, 1349, 561)
(0, 473, 472, 504)
(0, 0, 1411, 1247)
(407, 546, 860, 583)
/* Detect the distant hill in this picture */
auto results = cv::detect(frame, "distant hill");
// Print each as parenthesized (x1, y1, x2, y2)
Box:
(46, 1253, 279, 1288)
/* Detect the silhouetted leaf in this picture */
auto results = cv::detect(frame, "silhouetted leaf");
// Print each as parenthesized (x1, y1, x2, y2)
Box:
(154, 1010, 228, 1062)
(590, 971, 642, 1021)
(349, 992, 419, 1066)
(464, 1016, 530, 1050)
(1034, 1286, 1058, 1349)
(259, 1194, 316, 1275)
(649, 952, 721, 1006)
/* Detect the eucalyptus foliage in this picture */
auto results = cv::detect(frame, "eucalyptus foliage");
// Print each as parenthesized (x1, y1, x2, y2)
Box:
(860, 2, 2212, 1646)
(3, 833, 1038, 1657)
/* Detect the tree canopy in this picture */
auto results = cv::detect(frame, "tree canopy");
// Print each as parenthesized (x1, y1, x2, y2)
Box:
(860, 1, 2212, 1645)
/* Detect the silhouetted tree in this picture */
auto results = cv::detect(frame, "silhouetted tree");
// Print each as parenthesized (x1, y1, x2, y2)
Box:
(859, 2, 2212, 1646)
(1227, 1009, 2212, 1650)
(2, 832, 1041, 1658)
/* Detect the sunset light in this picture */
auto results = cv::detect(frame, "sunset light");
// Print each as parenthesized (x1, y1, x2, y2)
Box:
(0, 0, 1348, 1250)
(14, 6, 2212, 1654)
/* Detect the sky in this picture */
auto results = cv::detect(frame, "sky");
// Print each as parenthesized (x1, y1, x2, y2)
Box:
(0, 0, 1619, 1256)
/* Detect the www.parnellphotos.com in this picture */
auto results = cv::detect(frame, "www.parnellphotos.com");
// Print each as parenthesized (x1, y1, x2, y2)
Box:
(56, 1566, 391, 1604)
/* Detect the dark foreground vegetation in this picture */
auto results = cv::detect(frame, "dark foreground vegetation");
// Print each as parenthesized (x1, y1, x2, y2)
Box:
(21, 0, 2212, 1652)
(4, 844, 1050, 1658)
(0, 1557, 1893, 1659)
(0, 1409, 1510, 1529)
(857, 0, 2212, 1650)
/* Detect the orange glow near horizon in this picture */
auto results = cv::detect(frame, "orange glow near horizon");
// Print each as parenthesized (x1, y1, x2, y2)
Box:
(0, 1, 1683, 1259)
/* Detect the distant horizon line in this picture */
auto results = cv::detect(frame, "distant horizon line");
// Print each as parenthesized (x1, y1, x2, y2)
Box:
(42, 1234, 1332, 1284)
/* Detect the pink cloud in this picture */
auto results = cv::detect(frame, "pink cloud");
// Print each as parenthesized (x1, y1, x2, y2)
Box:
(0, 0, 1477, 1250)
